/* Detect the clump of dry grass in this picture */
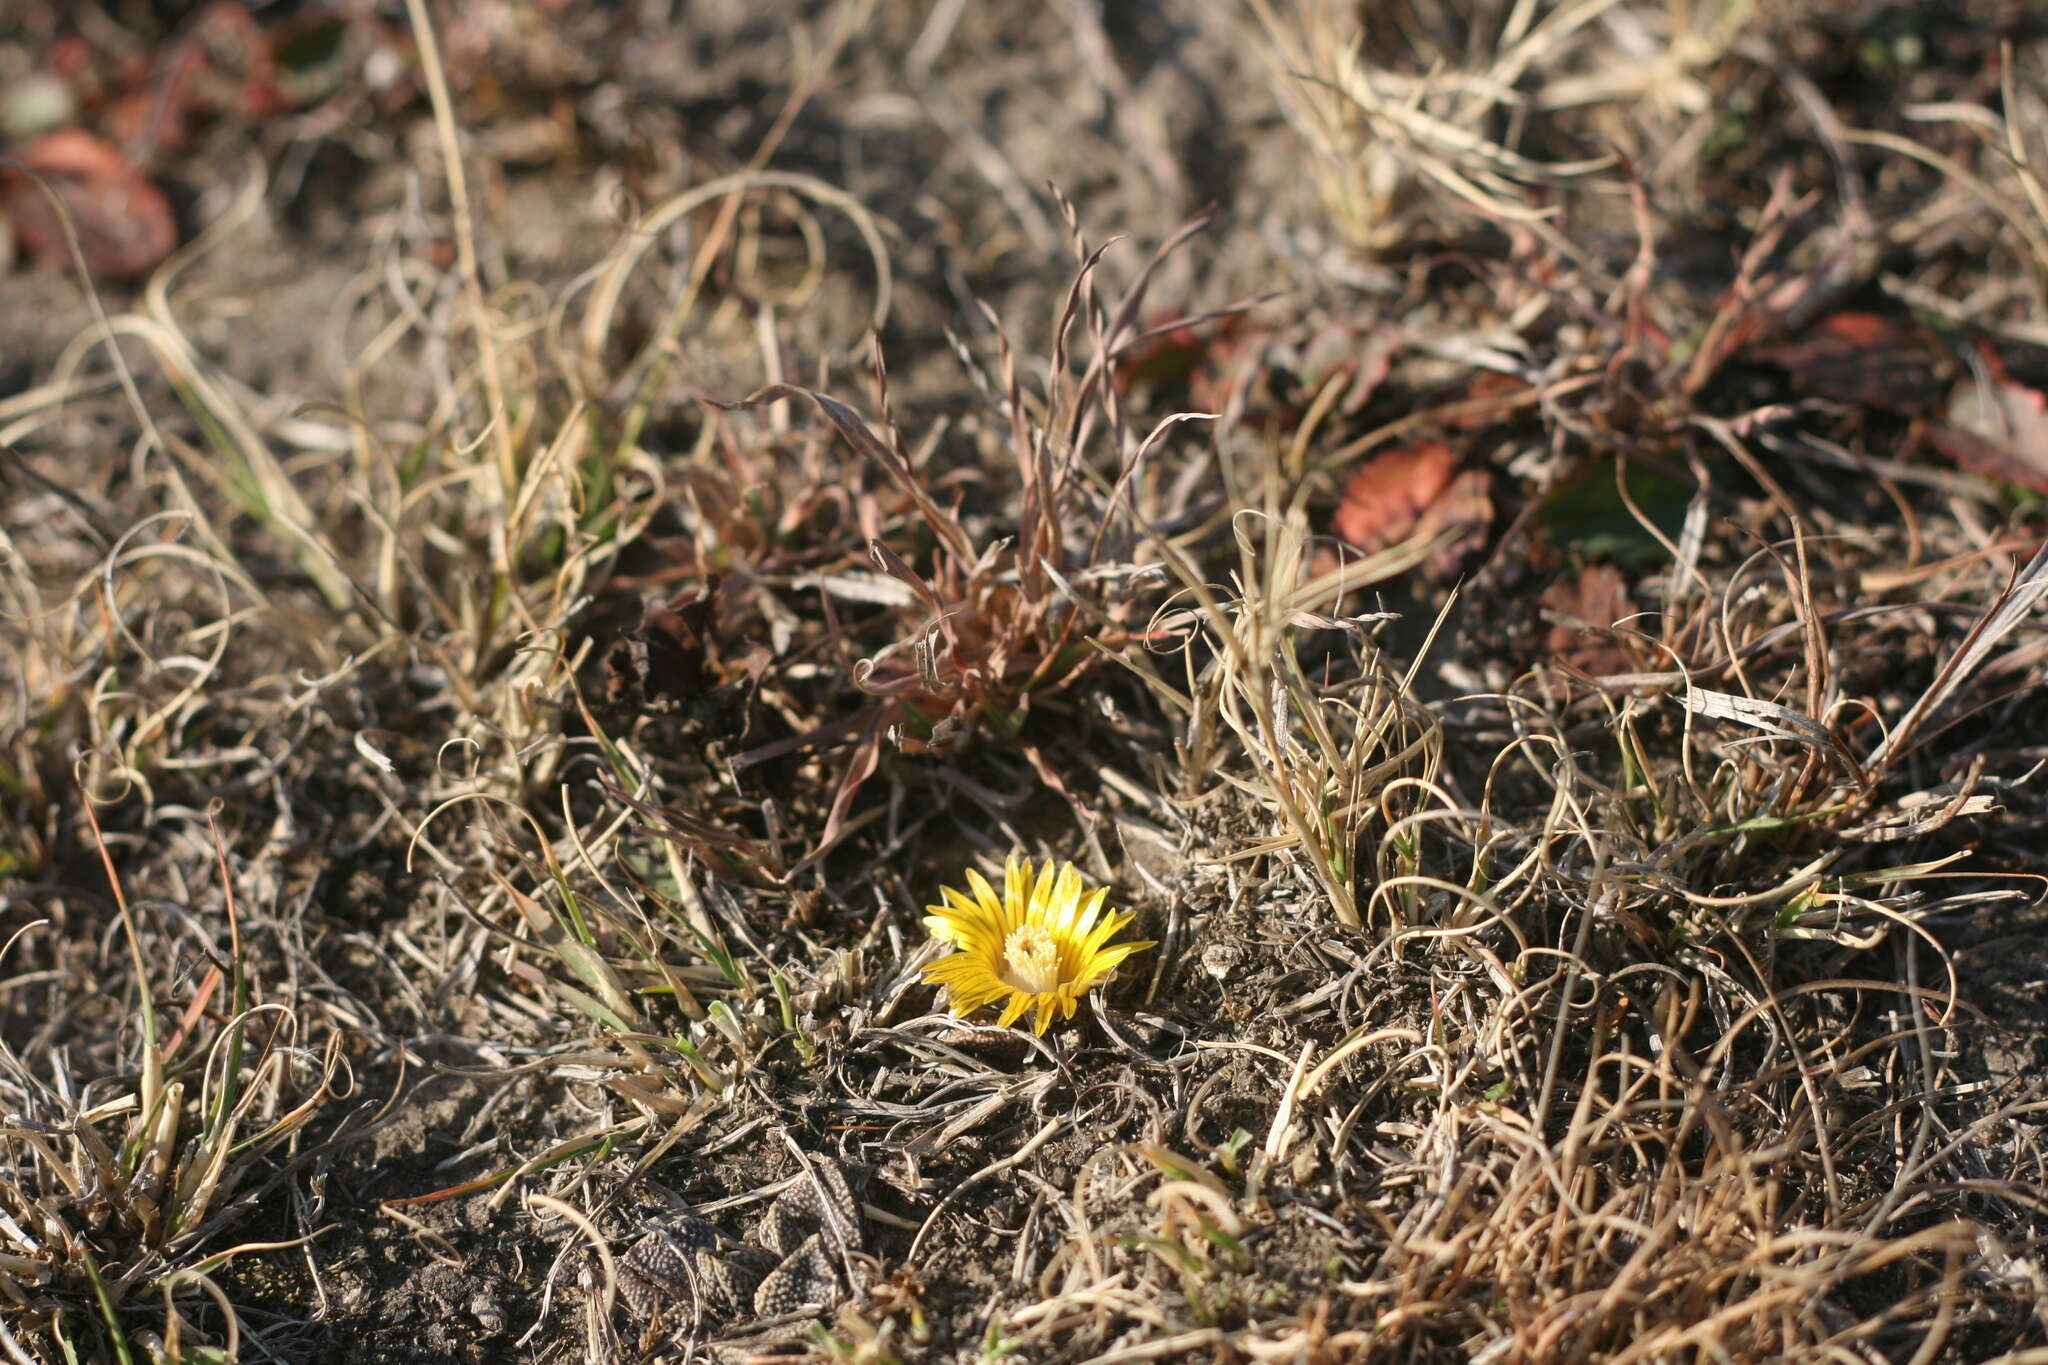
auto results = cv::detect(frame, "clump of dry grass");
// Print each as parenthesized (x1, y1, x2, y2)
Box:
(950, 9, 2048, 1355)
(1244, 0, 1740, 260)
(8, 2, 2048, 1362)
(0, 807, 338, 1359)
(688, 210, 1222, 846)
(1133, 465, 1453, 931)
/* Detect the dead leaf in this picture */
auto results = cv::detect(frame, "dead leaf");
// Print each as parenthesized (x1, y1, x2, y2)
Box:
(1929, 356, 2048, 496)
(2, 128, 177, 280)
(1294, 321, 1399, 417)
(1332, 441, 1493, 581)
(605, 578, 721, 708)
(1333, 442, 1454, 548)
(1751, 311, 1944, 414)
(1540, 565, 1635, 677)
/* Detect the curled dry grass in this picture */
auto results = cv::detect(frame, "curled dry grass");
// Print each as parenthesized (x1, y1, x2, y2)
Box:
(1013, 475, 2046, 1362)
(4, 1, 2048, 1362)
(0, 808, 341, 1360)
(0, 1, 903, 1350)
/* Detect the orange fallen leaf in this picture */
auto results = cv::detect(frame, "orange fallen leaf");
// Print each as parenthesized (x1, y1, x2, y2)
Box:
(1333, 441, 1455, 547)
(2, 128, 177, 280)
(1332, 440, 1492, 581)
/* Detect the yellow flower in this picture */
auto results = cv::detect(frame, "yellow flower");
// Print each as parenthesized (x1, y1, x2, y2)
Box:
(921, 857, 1155, 1034)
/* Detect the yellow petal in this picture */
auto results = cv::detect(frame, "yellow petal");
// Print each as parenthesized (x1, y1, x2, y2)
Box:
(1004, 857, 1029, 924)
(1052, 864, 1084, 920)
(1073, 885, 1109, 934)
(949, 986, 1000, 1015)
(921, 956, 980, 983)
(965, 867, 1003, 916)
(1029, 860, 1058, 918)
(1072, 939, 1154, 986)
(1081, 909, 1135, 955)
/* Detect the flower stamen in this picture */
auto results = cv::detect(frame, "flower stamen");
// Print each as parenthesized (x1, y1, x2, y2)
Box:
(1002, 924, 1063, 995)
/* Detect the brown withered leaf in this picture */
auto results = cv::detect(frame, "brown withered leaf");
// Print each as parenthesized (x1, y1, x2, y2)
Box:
(1332, 440, 1493, 581)
(1928, 359, 2048, 497)
(1294, 321, 1399, 417)
(1751, 311, 1945, 414)
(605, 577, 720, 708)
(1440, 370, 1534, 431)
(103, 1, 290, 152)
(2, 128, 177, 280)
(1541, 564, 1636, 677)
(1115, 316, 1234, 395)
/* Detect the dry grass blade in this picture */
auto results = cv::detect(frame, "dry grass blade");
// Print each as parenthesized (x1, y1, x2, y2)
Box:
(5, 3, 2048, 1361)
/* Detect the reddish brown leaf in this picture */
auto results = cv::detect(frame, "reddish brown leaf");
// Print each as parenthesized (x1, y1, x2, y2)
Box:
(1541, 565, 1636, 677)
(1929, 363, 2048, 497)
(1114, 320, 1211, 394)
(1334, 441, 1455, 548)
(1332, 440, 1493, 581)
(1441, 370, 1533, 430)
(1751, 311, 1944, 414)
(2, 129, 177, 280)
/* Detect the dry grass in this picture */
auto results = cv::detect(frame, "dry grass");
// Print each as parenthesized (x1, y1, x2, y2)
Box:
(4, 1, 2048, 1362)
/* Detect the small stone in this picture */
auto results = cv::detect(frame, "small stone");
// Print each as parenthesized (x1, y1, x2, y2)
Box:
(1, 73, 75, 141)
(1201, 943, 1242, 981)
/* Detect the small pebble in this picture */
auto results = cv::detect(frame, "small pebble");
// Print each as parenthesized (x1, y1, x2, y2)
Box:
(1, 73, 75, 141)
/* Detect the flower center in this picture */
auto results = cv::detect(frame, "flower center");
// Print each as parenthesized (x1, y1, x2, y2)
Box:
(1001, 924, 1064, 995)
